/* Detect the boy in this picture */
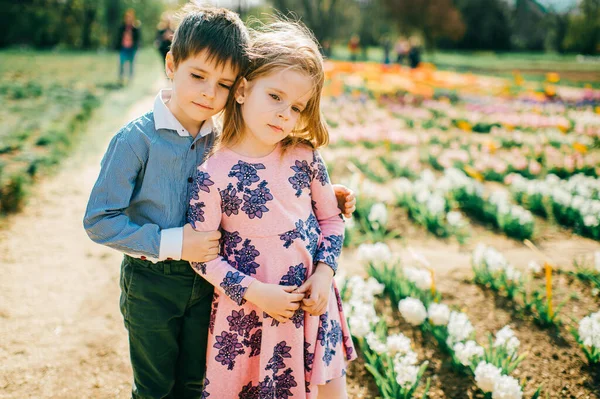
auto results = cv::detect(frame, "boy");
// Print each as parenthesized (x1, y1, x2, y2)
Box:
(84, 5, 356, 399)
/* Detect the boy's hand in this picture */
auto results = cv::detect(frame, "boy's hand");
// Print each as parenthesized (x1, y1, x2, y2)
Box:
(181, 223, 221, 262)
(295, 263, 334, 316)
(332, 184, 356, 218)
(244, 281, 304, 323)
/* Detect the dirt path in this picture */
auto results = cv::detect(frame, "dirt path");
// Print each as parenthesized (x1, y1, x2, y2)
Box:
(0, 87, 158, 399)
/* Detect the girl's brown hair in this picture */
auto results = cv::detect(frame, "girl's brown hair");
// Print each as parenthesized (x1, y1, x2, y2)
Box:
(218, 18, 328, 153)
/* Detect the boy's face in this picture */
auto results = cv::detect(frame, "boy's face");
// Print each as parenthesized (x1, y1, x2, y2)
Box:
(237, 69, 313, 148)
(166, 49, 237, 133)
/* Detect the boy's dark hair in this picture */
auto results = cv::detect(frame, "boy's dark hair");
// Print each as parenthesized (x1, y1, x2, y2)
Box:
(171, 4, 249, 72)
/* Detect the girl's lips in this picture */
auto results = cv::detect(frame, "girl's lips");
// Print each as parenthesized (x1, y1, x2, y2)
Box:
(268, 124, 283, 133)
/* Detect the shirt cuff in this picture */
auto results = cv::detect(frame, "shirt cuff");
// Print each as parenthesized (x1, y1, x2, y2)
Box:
(159, 227, 183, 261)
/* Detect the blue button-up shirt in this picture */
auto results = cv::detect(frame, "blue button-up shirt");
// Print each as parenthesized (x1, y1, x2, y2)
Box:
(83, 89, 217, 261)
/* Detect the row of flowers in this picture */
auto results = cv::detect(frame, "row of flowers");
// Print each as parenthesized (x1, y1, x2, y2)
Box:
(509, 173, 600, 240)
(473, 243, 566, 327)
(341, 274, 430, 398)
(394, 169, 535, 241)
(355, 243, 542, 399)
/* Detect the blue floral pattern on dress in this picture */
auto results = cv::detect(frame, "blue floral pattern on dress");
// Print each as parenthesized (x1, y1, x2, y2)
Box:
(288, 160, 313, 197)
(188, 201, 206, 225)
(209, 293, 219, 334)
(229, 161, 266, 191)
(234, 239, 260, 276)
(311, 151, 329, 186)
(221, 229, 242, 258)
(316, 312, 338, 366)
(279, 263, 306, 287)
(304, 341, 314, 373)
(242, 181, 273, 219)
(239, 341, 298, 399)
(191, 171, 215, 200)
(278, 214, 321, 256)
(220, 183, 242, 217)
(214, 331, 245, 370)
(221, 271, 248, 306)
(314, 234, 343, 273)
(192, 262, 206, 275)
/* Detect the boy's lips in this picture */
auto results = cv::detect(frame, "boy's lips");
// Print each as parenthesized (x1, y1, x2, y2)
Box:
(193, 102, 213, 110)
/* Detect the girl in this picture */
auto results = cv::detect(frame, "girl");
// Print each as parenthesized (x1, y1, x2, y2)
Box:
(188, 20, 356, 399)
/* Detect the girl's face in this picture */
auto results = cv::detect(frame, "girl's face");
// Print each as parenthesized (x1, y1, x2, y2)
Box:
(236, 68, 313, 150)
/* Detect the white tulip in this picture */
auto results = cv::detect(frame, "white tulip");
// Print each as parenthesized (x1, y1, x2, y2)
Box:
(492, 375, 523, 399)
(366, 332, 387, 354)
(386, 333, 412, 355)
(427, 303, 450, 326)
(398, 297, 428, 326)
(447, 311, 475, 345)
(368, 203, 388, 230)
(453, 340, 484, 366)
(447, 211, 463, 226)
(403, 266, 432, 291)
(349, 315, 371, 338)
(474, 362, 502, 393)
(494, 326, 520, 355)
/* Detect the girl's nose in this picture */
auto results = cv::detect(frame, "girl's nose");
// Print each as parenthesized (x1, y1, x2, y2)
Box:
(278, 106, 291, 120)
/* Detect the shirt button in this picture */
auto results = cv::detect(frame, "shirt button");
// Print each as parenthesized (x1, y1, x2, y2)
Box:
(188, 177, 193, 183)
(191, 144, 195, 150)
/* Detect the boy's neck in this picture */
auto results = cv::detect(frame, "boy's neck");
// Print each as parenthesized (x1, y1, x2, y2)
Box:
(166, 99, 203, 139)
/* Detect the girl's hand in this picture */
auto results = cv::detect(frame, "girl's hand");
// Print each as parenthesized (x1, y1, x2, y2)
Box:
(332, 184, 356, 218)
(295, 263, 334, 316)
(244, 281, 304, 323)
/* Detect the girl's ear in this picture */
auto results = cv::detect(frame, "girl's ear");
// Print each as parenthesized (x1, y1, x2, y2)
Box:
(235, 78, 248, 104)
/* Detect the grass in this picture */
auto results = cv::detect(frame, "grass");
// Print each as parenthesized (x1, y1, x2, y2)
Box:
(0, 48, 162, 216)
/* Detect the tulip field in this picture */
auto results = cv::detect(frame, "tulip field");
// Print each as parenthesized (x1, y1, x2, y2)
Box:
(322, 62, 600, 398)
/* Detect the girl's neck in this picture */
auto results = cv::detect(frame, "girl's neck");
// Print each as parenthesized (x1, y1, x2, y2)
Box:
(228, 131, 278, 159)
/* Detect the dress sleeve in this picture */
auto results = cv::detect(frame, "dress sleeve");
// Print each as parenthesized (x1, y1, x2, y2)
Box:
(188, 168, 255, 305)
(310, 150, 345, 274)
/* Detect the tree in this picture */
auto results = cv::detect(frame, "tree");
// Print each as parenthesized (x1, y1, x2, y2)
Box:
(380, 0, 465, 50)
(270, 0, 343, 43)
(452, 0, 511, 51)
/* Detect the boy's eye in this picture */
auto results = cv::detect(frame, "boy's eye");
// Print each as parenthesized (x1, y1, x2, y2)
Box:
(269, 93, 280, 101)
(191, 73, 204, 80)
(219, 83, 231, 90)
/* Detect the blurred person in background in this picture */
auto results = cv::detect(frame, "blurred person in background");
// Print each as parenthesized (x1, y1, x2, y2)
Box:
(348, 33, 360, 61)
(408, 36, 421, 69)
(395, 36, 409, 65)
(117, 8, 141, 85)
(155, 11, 175, 68)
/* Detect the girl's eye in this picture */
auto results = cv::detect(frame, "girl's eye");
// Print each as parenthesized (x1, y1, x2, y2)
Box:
(269, 93, 280, 101)
(191, 73, 204, 80)
(292, 106, 302, 113)
(219, 83, 231, 90)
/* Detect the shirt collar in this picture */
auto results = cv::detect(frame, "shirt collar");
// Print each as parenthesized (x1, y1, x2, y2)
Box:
(153, 88, 215, 138)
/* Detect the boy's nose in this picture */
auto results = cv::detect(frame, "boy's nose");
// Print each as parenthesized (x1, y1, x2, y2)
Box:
(202, 84, 216, 99)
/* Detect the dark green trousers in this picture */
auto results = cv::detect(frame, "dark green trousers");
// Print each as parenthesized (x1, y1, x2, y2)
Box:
(119, 255, 214, 399)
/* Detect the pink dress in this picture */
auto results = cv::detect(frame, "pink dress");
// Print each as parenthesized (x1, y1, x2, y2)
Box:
(188, 143, 356, 398)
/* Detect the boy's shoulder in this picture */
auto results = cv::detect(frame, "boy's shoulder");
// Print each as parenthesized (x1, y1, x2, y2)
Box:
(114, 110, 157, 152)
